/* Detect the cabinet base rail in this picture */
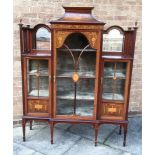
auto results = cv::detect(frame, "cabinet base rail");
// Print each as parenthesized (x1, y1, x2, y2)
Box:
(22, 116, 128, 147)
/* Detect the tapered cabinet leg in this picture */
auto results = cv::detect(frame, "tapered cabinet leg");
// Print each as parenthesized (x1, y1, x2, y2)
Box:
(119, 125, 122, 135)
(123, 124, 128, 147)
(50, 122, 54, 144)
(22, 119, 26, 142)
(30, 120, 33, 130)
(94, 124, 99, 146)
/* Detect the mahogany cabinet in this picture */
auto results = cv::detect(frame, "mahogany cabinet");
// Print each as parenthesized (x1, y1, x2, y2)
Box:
(19, 6, 137, 146)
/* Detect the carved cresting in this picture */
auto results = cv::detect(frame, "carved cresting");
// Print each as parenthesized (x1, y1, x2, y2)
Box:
(55, 30, 98, 49)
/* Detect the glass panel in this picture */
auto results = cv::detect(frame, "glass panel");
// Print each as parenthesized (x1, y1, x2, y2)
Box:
(76, 79, 95, 116)
(36, 27, 51, 50)
(56, 49, 96, 77)
(29, 60, 48, 75)
(28, 75, 38, 96)
(76, 79, 95, 100)
(103, 29, 124, 52)
(56, 49, 74, 76)
(27, 59, 49, 97)
(56, 33, 96, 116)
(76, 101, 94, 116)
(39, 76, 49, 97)
(102, 62, 127, 101)
(78, 52, 96, 77)
(56, 78, 74, 115)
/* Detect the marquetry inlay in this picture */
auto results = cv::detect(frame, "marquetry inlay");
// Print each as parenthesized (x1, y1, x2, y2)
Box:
(55, 31, 98, 49)
(103, 103, 124, 116)
(55, 31, 71, 48)
(108, 107, 116, 113)
(51, 24, 103, 30)
(34, 104, 43, 110)
(81, 31, 98, 49)
(28, 100, 48, 113)
(72, 72, 79, 82)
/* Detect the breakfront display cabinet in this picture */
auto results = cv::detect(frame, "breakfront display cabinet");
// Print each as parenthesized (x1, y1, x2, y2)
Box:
(19, 6, 137, 146)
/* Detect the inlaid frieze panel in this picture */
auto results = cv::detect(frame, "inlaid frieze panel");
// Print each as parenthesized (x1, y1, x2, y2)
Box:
(51, 24, 103, 30)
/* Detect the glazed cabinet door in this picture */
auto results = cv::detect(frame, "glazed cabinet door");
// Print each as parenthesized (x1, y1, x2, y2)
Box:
(54, 32, 99, 119)
(24, 58, 51, 117)
(99, 60, 131, 120)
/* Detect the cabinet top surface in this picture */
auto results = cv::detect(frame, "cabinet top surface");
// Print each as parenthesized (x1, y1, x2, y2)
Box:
(50, 6, 105, 25)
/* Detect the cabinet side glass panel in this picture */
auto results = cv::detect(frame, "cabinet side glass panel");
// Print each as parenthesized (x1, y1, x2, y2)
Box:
(27, 75, 38, 97)
(27, 59, 49, 97)
(102, 62, 127, 101)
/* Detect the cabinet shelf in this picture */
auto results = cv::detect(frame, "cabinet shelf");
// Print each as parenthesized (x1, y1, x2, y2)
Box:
(28, 70, 49, 76)
(28, 73, 49, 77)
(56, 75, 95, 79)
(104, 72, 126, 78)
(57, 93, 94, 100)
(104, 76, 126, 80)
(102, 93, 124, 100)
(58, 48, 96, 52)
(28, 89, 49, 97)
(56, 72, 95, 79)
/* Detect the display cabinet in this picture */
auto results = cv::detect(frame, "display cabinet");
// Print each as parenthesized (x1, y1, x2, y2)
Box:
(19, 6, 137, 146)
